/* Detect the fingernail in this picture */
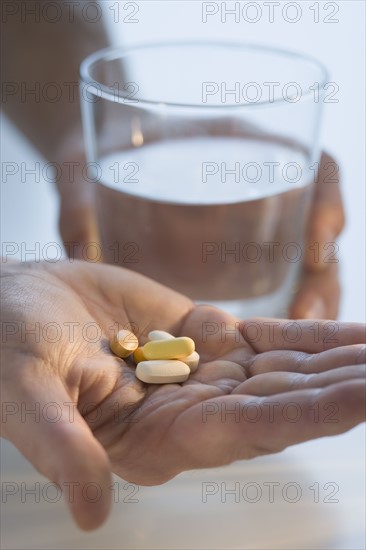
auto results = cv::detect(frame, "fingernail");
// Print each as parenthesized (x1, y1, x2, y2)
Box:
(306, 298, 326, 319)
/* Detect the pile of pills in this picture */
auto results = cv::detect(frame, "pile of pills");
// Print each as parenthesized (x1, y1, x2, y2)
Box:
(109, 329, 199, 384)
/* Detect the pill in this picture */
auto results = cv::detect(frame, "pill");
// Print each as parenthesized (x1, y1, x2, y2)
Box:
(110, 329, 139, 358)
(181, 351, 200, 373)
(133, 346, 146, 364)
(142, 336, 195, 360)
(149, 330, 199, 372)
(135, 360, 190, 384)
(148, 330, 174, 341)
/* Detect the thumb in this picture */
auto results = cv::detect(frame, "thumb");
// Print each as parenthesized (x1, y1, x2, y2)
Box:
(59, 198, 101, 261)
(2, 374, 111, 530)
(305, 152, 345, 271)
(56, 153, 101, 261)
(289, 262, 340, 320)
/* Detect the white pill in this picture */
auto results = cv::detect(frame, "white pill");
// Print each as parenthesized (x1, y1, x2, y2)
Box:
(182, 351, 200, 373)
(148, 330, 175, 341)
(135, 360, 190, 384)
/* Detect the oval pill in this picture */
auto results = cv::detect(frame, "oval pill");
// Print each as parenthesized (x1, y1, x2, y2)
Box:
(142, 336, 195, 360)
(182, 351, 200, 373)
(148, 330, 174, 341)
(148, 330, 199, 372)
(110, 329, 139, 358)
(133, 346, 146, 364)
(135, 360, 190, 384)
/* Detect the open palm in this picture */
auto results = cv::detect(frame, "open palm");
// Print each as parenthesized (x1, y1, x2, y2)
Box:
(1, 260, 365, 530)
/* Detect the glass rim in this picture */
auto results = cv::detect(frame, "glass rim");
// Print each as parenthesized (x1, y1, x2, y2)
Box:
(79, 41, 330, 109)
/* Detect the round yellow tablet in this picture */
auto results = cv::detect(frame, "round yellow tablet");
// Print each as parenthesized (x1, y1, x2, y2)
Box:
(110, 329, 139, 358)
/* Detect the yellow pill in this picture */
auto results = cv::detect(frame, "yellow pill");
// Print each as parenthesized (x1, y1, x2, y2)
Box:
(148, 330, 174, 341)
(142, 337, 195, 360)
(182, 351, 200, 373)
(136, 360, 190, 384)
(133, 346, 146, 364)
(148, 330, 199, 372)
(110, 329, 139, 358)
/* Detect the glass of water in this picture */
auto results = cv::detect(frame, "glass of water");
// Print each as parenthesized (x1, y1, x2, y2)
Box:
(79, 42, 328, 318)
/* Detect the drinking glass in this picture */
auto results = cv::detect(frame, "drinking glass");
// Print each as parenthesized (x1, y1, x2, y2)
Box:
(79, 42, 328, 318)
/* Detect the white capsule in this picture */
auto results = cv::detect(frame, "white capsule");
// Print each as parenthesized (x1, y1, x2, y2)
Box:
(135, 360, 190, 384)
(148, 330, 175, 341)
(182, 351, 200, 373)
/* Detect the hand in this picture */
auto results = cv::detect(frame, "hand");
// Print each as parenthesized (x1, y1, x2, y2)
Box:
(290, 152, 345, 319)
(1, 260, 364, 530)
(56, 151, 101, 261)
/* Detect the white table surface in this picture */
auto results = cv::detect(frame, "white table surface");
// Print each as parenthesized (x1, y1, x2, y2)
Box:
(1, 2, 365, 548)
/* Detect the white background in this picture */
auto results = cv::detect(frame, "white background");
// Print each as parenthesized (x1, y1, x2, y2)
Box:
(1, 1, 365, 549)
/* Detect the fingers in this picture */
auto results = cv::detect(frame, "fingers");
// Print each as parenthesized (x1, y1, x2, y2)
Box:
(240, 318, 366, 354)
(59, 201, 101, 261)
(181, 304, 251, 362)
(2, 370, 112, 530)
(56, 153, 100, 260)
(248, 344, 365, 377)
(248, 380, 366, 454)
(305, 152, 345, 271)
(233, 364, 366, 396)
(291, 152, 344, 319)
(289, 262, 340, 319)
(172, 380, 365, 467)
